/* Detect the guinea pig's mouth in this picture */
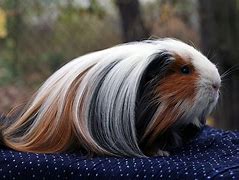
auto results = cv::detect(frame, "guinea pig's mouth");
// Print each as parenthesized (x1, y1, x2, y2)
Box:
(195, 90, 219, 126)
(197, 101, 215, 125)
(209, 94, 219, 105)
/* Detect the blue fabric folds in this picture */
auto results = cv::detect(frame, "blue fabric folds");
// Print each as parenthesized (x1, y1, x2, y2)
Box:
(0, 126, 239, 179)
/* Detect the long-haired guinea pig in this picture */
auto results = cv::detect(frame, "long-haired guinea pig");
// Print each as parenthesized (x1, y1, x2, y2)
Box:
(0, 38, 221, 157)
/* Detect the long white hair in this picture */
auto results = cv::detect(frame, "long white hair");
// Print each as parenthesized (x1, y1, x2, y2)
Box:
(1, 38, 221, 157)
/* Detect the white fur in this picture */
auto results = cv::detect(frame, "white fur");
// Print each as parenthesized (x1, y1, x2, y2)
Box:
(3, 38, 221, 157)
(152, 39, 221, 127)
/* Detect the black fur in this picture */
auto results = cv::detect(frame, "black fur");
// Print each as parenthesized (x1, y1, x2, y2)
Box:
(135, 52, 173, 139)
(140, 123, 201, 155)
(135, 52, 202, 155)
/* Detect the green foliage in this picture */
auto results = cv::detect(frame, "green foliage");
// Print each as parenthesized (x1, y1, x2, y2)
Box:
(0, 0, 120, 87)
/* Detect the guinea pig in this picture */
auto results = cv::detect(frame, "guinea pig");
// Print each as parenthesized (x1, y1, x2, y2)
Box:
(0, 38, 221, 157)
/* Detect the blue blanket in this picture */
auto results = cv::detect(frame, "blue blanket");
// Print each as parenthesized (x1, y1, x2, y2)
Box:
(0, 126, 239, 179)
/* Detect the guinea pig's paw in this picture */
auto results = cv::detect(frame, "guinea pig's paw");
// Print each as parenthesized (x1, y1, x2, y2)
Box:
(155, 150, 170, 157)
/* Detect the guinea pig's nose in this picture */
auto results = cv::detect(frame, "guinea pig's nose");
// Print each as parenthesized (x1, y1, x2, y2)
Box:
(212, 82, 220, 91)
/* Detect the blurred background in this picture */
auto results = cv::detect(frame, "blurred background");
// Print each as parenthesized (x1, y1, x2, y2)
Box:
(0, 0, 238, 130)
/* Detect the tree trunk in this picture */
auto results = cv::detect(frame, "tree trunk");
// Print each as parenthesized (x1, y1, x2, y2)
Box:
(115, 0, 150, 42)
(199, 0, 239, 130)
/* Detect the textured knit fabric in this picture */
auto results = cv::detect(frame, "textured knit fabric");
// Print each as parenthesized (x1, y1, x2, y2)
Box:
(0, 126, 239, 179)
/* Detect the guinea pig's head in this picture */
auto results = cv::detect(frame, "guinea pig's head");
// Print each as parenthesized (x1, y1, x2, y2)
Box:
(136, 39, 221, 150)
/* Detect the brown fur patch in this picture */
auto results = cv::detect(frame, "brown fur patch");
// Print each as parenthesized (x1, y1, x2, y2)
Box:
(142, 54, 199, 146)
(3, 68, 92, 153)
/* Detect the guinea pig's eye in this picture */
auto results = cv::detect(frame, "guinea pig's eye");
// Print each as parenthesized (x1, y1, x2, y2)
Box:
(180, 65, 190, 74)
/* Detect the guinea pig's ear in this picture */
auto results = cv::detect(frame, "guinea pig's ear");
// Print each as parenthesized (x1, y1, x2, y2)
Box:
(136, 51, 174, 138)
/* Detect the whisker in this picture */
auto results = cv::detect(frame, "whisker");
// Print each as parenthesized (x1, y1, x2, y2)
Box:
(220, 64, 239, 79)
(209, 53, 217, 62)
(189, 40, 198, 49)
(205, 48, 211, 58)
(221, 77, 233, 83)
